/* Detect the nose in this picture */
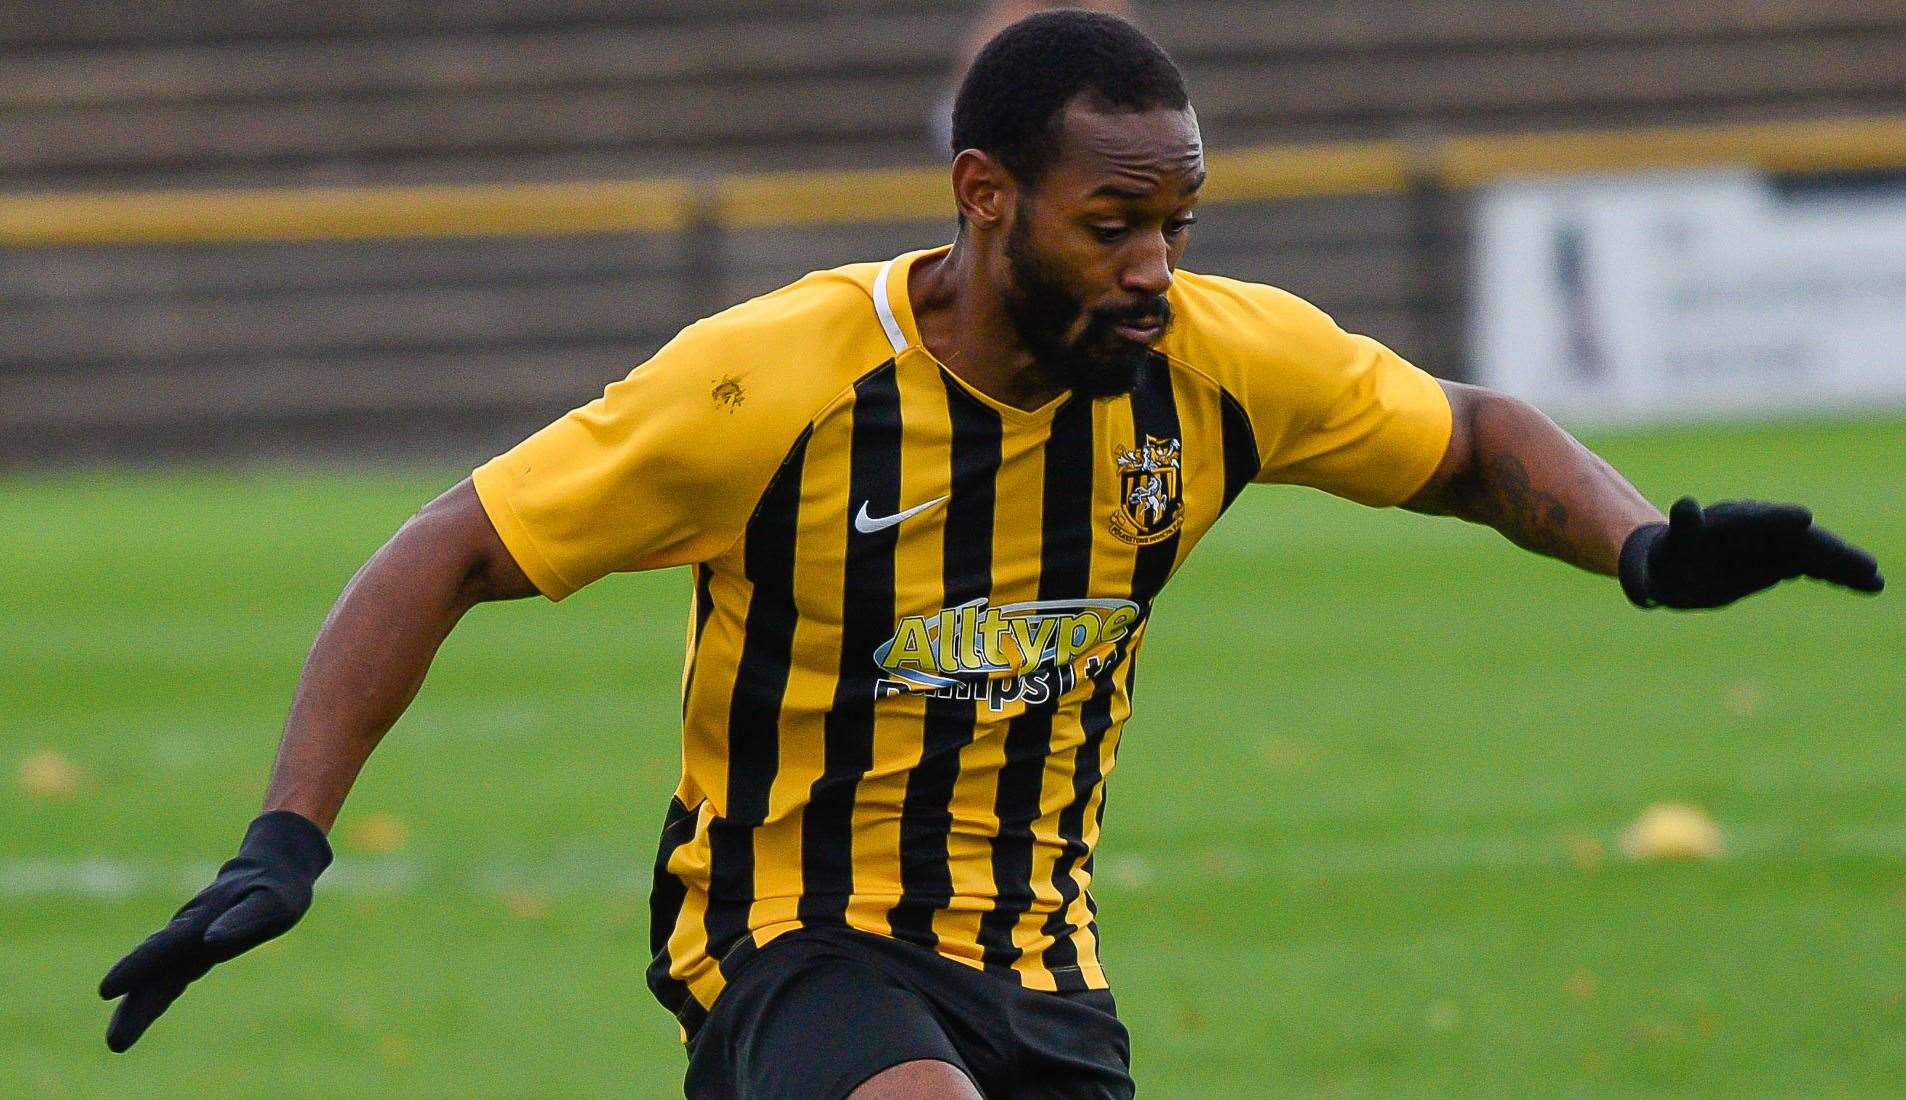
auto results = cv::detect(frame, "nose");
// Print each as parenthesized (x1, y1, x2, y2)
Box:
(1120, 231, 1173, 298)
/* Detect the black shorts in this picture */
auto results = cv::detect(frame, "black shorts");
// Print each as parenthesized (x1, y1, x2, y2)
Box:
(682, 927, 1134, 1100)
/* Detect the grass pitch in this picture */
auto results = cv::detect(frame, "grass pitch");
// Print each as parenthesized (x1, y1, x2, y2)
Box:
(4, 414, 1903, 1097)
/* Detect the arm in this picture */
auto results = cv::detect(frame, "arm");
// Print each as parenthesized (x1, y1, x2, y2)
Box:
(264, 478, 537, 829)
(1405, 381, 1884, 604)
(100, 478, 536, 1051)
(99, 285, 834, 1051)
(1402, 381, 1660, 575)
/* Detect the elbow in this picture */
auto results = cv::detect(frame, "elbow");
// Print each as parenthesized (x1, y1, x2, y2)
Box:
(1453, 382, 1546, 446)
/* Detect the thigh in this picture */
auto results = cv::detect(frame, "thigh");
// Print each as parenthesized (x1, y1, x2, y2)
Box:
(684, 938, 976, 1100)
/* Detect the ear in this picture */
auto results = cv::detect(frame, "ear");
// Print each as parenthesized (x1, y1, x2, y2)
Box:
(951, 149, 1014, 230)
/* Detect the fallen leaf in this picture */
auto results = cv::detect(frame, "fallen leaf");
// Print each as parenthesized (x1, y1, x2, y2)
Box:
(343, 812, 408, 855)
(18, 749, 83, 799)
(1619, 802, 1722, 861)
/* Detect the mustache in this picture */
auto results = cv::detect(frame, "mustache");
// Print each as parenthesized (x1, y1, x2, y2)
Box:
(1089, 297, 1173, 330)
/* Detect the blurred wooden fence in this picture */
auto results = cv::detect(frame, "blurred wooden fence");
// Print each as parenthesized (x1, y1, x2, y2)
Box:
(3, 1, 1904, 461)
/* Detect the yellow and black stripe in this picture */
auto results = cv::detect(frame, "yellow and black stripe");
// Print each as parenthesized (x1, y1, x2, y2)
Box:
(473, 248, 1453, 1036)
(651, 348, 1238, 1022)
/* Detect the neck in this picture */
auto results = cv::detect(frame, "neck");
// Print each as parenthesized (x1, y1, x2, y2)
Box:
(909, 237, 1067, 412)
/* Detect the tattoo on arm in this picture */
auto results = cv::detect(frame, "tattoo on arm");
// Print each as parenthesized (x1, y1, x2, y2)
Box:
(1411, 383, 1664, 575)
(1481, 452, 1579, 563)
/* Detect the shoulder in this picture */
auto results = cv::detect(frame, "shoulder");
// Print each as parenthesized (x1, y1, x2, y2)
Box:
(655, 261, 900, 412)
(1157, 269, 1360, 398)
(1156, 269, 1451, 506)
(469, 259, 907, 591)
(696, 261, 891, 346)
(594, 257, 905, 494)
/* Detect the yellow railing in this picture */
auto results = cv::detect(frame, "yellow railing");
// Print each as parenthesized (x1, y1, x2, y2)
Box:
(3, 115, 1904, 248)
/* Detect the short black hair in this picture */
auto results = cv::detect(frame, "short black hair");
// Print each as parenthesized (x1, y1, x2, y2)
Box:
(950, 9, 1190, 186)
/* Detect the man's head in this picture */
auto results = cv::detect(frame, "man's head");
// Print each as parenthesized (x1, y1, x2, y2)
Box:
(950, 9, 1203, 398)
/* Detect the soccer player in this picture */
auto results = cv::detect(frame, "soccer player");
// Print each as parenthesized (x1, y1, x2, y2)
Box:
(101, 11, 1883, 1098)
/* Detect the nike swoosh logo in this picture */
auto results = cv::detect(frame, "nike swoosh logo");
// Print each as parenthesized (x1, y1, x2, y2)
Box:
(854, 495, 948, 534)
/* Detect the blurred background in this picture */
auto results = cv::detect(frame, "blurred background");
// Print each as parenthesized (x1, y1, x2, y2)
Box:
(3, 2, 1902, 1095)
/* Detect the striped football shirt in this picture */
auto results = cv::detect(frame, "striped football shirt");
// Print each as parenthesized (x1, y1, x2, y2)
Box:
(472, 245, 1451, 1035)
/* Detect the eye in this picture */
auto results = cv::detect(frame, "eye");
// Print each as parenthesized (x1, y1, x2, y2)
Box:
(1091, 224, 1129, 244)
(1165, 215, 1198, 238)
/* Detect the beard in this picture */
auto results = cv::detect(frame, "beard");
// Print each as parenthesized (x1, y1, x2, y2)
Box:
(1002, 213, 1172, 400)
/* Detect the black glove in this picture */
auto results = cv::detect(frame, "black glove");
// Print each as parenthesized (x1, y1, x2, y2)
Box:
(1620, 497, 1885, 610)
(99, 809, 331, 1052)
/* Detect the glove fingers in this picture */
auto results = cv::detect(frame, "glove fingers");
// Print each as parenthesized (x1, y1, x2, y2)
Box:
(100, 917, 201, 1000)
(1667, 496, 1705, 534)
(1701, 501, 1813, 536)
(1799, 527, 1885, 591)
(1762, 503, 1814, 531)
(104, 976, 191, 1053)
(203, 888, 297, 952)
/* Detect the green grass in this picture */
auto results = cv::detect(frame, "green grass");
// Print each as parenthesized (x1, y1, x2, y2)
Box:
(3, 414, 1902, 1097)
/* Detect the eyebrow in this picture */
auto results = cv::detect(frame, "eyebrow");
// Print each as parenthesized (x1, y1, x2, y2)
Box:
(1087, 170, 1208, 202)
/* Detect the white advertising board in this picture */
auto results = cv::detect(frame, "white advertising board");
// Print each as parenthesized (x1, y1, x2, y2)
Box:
(1471, 168, 1906, 425)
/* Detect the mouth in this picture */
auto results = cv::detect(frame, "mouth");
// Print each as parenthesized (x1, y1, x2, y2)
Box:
(1109, 318, 1164, 344)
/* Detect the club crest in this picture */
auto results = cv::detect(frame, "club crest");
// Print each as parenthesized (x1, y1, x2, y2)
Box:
(1111, 435, 1184, 545)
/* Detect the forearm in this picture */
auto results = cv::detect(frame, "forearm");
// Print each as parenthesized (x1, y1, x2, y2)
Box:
(1410, 385, 1663, 575)
(262, 480, 530, 830)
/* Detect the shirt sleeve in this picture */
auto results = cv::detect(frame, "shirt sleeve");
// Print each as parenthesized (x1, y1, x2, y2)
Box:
(1183, 275, 1451, 508)
(472, 318, 800, 600)
(1255, 327, 1453, 507)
